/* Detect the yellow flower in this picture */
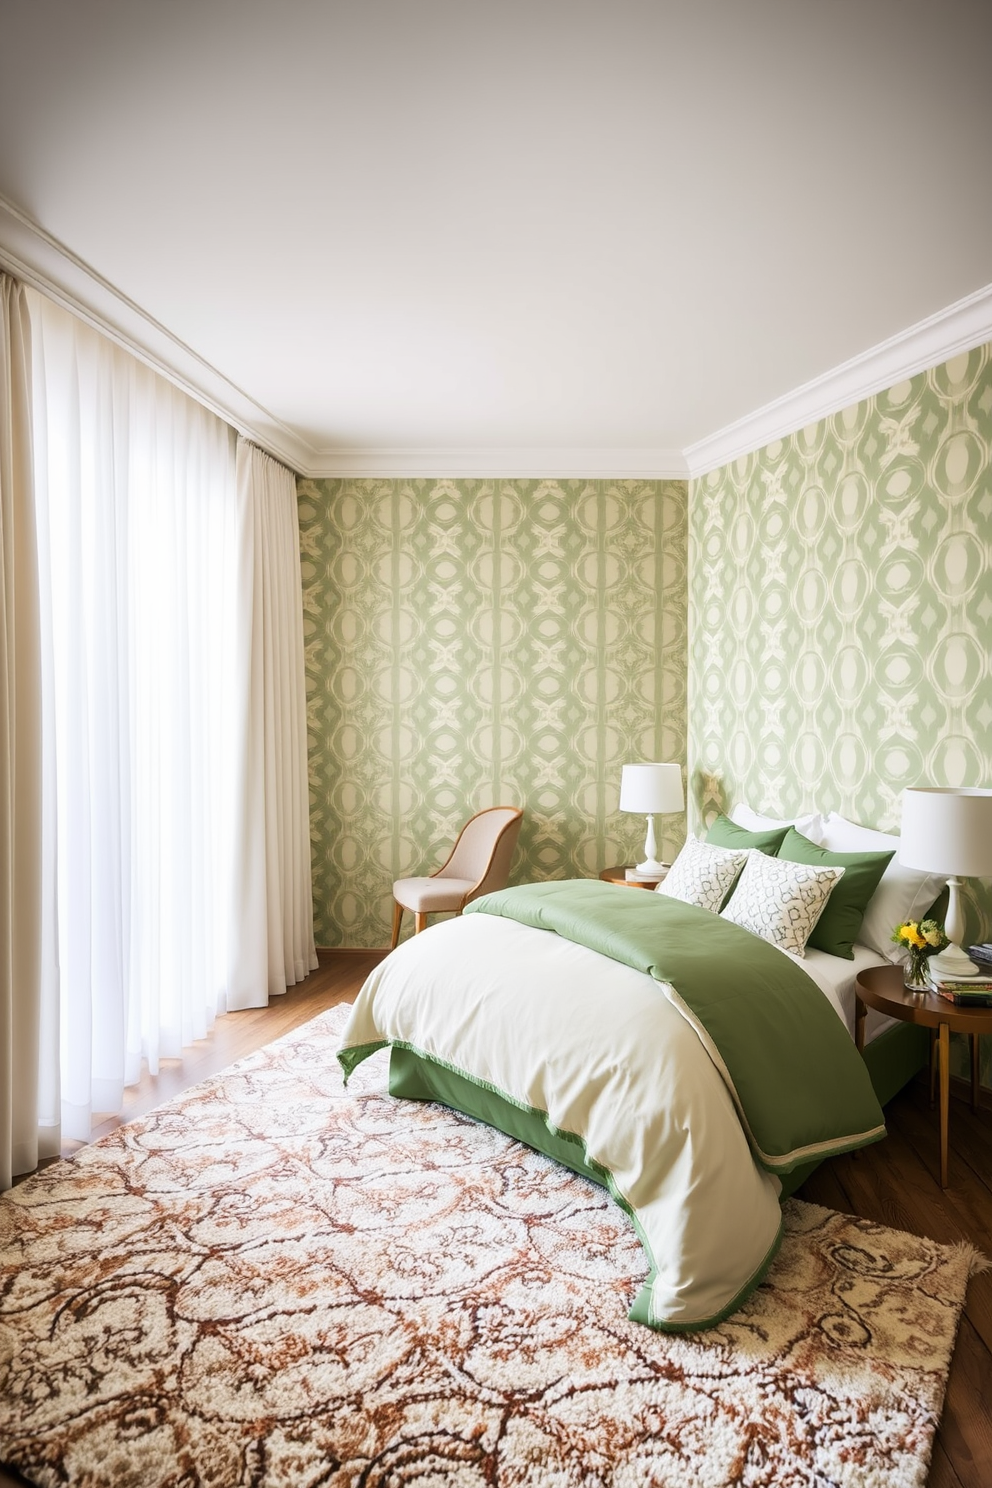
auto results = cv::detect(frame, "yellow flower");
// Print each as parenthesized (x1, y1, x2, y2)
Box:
(905, 925, 927, 949)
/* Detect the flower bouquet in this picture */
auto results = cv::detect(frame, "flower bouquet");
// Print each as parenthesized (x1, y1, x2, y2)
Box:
(891, 918, 948, 991)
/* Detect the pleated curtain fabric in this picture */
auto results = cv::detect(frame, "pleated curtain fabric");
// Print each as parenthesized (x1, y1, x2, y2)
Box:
(2, 289, 318, 1175)
(29, 292, 244, 1140)
(228, 439, 317, 1008)
(24, 293, 316, 1152)
(0, 275, 59, 1188)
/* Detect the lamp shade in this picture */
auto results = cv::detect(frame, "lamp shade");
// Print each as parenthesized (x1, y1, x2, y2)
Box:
(619, 763, 684, 816)
(898, 787, 992, 877)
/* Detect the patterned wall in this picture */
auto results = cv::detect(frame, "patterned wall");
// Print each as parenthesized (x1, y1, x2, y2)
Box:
(299, 479, 688, 946)
(689, 342, 992, 1081)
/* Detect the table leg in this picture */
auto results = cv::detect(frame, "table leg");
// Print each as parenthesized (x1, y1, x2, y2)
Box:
(938, 1022, 950, 1189)
(929, 1028, 937, 1107)
(854, 996, 866, 1054)
(972, 1033, 980, 1113)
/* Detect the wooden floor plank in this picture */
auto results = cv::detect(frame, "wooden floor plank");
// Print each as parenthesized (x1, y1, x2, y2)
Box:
(928, 1439, 966, 1488)
(932, 1318, 992, 1488)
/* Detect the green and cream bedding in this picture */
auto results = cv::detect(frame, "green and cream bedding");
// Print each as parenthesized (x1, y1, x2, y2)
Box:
(338, 870, 889, 1334)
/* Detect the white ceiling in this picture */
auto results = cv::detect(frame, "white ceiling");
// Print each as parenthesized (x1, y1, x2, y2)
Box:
(1, 0, 991, 477)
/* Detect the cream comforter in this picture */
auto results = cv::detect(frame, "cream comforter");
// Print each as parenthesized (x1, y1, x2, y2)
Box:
(339, 912, 783, 1330)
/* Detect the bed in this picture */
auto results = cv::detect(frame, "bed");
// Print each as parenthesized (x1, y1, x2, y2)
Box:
(337, 848, 927, 1334)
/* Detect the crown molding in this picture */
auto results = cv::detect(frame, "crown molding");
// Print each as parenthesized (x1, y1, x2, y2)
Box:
(684, 281, 992, 478)
(0, 193, 313, 474)
(302, 447, 689, 479)
(5, 193, 989, 486)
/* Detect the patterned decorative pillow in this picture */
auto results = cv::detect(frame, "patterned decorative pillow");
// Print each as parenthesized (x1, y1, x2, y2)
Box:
(720, 851, 845, 958)
(656, 837, 750, 914)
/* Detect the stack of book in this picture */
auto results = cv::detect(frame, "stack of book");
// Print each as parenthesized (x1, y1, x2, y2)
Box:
(928, 968, 992, 1007)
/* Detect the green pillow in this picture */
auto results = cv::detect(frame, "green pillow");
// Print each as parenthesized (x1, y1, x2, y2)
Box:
(706, 814, 789, 855)
(776, 828, 895, 959)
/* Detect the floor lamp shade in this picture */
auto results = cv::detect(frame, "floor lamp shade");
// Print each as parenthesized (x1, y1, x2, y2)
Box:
(619, 763, 684, 875)
(899, 787, 992, 977)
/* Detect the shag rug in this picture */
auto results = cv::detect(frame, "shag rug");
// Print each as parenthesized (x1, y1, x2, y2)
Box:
(0, 1006, 984, 1488)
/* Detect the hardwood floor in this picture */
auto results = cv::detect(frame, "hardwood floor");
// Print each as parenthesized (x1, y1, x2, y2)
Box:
(4, 950, 990, 1486)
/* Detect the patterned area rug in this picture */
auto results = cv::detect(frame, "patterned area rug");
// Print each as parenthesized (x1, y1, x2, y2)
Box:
(0, 1005, 983, 1488)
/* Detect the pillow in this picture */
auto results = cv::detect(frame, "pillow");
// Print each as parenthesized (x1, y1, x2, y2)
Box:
(655, 836, 750, 914)
(706, 813, 789, 855)
(776, 828, 894, 960)
(817, 813, 947, 963)
(720, 851, 845, 958)
(730, 802, 823, 840)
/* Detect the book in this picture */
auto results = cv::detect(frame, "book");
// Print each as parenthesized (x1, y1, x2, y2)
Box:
(625, 866, 669, 883)
(928, 975, 992, 995)
(967, 943, 992, 967)
(936, 989, 992, 1007)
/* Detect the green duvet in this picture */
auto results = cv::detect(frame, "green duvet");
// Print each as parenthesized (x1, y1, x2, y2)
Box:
(466, 881, 885, 1172)
(339, 881, 885, 1331)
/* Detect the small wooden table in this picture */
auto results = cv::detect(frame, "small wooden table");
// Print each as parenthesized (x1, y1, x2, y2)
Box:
(855, 963, 992, 1189)
(599, 865, 667, 890)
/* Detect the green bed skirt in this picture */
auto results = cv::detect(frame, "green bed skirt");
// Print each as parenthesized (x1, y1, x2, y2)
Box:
(388, 1018, 930, 1203)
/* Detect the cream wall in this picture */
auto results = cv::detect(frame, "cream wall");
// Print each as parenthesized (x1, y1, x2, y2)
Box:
(299, 478, 688, 947)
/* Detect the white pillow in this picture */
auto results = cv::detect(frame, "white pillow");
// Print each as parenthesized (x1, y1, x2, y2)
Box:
(730, 802, 823, 839)
(817, 813, 946, 963)
(720, 852, 845, 958)
(656, 837, 749, 914)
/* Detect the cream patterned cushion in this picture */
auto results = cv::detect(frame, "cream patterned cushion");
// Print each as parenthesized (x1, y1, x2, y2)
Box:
(655, 837, 750, 914)
(720, 852, 845, 958)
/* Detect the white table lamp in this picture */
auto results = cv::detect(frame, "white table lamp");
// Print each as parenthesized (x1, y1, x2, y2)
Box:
(619, 762, 684, 876)
(899, 787, 992, 978)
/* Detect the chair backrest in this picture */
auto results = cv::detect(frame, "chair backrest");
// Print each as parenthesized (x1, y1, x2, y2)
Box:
(436, 806, 523, 902)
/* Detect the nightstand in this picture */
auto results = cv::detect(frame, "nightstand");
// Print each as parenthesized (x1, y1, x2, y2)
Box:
(599, 866, 668, 890)
(855, 963, 992, 1189)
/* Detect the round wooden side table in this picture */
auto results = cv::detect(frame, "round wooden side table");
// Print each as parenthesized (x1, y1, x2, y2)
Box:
(855, 962, 992, 1189)
(599, 866, 667, 890)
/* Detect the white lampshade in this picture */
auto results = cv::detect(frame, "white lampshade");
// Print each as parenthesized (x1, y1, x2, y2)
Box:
(899, 788, 992, 877)
(619, 763, 684, 816)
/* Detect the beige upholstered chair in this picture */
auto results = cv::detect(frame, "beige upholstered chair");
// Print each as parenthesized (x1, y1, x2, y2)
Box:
(390, 806, 524, 948)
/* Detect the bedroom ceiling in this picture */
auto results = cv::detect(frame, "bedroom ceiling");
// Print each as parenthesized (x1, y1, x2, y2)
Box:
(1, 0, 990, 477)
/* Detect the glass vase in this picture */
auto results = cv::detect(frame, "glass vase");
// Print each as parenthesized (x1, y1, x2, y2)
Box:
(904, 949, 931, 993)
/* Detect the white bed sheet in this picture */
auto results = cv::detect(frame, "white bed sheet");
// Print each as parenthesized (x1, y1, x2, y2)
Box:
(779, 942, 896, 1043)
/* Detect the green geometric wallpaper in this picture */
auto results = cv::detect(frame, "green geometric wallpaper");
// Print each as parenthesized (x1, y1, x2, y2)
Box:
(688, 342, 992, 1082)
(299, 479, 688, 946)
(689, 342, 992, 850)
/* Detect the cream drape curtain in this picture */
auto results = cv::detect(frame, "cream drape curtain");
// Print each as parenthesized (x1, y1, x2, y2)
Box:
(0, 275, 59, 1187)
(3, 289, 317, 1179)
(227, 440, 316, 1008)
(25, 294, 317, 1154)
(30, 293, 242, 1140)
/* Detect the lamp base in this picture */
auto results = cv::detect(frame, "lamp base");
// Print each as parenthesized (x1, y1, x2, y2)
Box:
(634, 858, 668, 877)
(928, 944, 982, 979)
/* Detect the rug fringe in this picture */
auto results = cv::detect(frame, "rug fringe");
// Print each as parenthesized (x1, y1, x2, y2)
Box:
(944, 1238, 990, 1279)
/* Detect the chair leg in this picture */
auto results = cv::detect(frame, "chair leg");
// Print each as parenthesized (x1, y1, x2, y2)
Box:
(390, 901, 403, 949)
(414, 912, 428, 935)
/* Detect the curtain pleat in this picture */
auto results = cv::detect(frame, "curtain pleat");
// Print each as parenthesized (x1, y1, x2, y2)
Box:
(228, 439, 316, 1008)
(0, 274, 59, 1189)
(5, 289, 316, 1172)
(29, 292, 241, 1140)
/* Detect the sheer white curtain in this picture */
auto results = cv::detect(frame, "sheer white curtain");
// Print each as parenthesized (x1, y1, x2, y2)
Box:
(228, 440, 316, 1008)
(30, 293, 240, 1139)
(0, 274, 59, 1187)
(27, 293, 315, 1148)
